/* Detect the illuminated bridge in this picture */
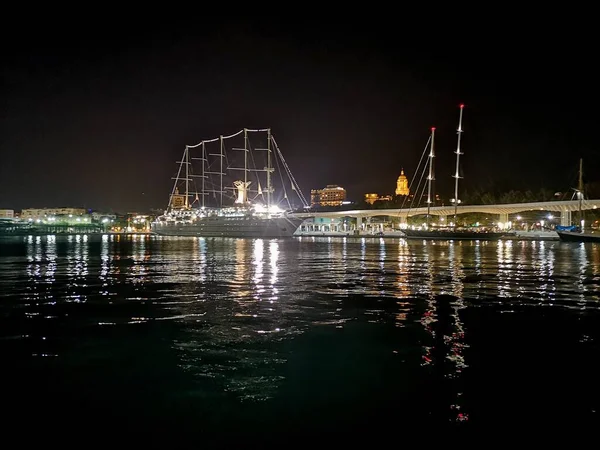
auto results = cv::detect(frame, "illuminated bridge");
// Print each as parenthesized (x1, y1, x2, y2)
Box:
(289, 199, 600, 229)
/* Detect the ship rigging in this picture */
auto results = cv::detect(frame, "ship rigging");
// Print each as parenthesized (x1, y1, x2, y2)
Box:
(152, 128, 308, 238)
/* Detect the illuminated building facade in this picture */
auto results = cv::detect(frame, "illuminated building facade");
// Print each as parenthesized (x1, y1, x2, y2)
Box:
(311, 185, 346, 206)
(395, 169, 409, 196)
(0, 209, 14, 219)
(21, 207, 86, 219)
(364, 193, 392, 205)
(364, 193, 378, 205)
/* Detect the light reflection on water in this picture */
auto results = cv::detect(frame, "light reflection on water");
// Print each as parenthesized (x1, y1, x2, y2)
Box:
(1, 235, 600, 427)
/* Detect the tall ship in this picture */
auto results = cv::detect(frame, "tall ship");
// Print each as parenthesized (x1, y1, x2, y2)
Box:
(151, 128, 308, 238)
(401, 105, 506, 240)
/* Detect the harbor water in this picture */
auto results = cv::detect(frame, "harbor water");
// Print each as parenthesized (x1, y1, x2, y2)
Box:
(1, 235, 599, 439)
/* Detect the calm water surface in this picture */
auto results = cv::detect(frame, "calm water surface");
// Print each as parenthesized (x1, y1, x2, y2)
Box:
(1, 235, 599, 437)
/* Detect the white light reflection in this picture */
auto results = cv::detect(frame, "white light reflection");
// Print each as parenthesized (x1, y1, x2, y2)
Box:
(537, 240, 556, 302)
(394, 240, 412, 326)
(511, 240, 529, 298)
(396, 239, 411, 298)
(234, 239, 250, 291)
(24, 235, 43, 308)
(359, 237, 384, 300)
(99, 234, 110, 295)
(26, 235, 43, 281)
(587, 244, 600, 304)
(375, 238, 387, 296)
(45, 235, 57, 285)
(198, 237, 207, 283)
(420, 242, 436, 366)
(379, 238, 386, 270)
(360, 237, 366, 272)
(447, 242, 464, 299)
(66, 234, 89, 303)
(74, 234, 89, 277)
(575, 243, 589, 305)
(496, 240, 514, 298)
(253, 239, 264, 294)
(472, 241, 483, 299)
(446, 242, 469, 421)
(131, 234, 149, 284)
(418, 241, 435, 298)
(269, 241, 279, 290)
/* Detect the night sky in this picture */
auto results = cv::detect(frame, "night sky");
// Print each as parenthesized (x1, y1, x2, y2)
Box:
(1, 16, 597, 212)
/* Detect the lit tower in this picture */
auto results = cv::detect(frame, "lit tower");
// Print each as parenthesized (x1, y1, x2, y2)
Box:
(395, 169, 410, 196)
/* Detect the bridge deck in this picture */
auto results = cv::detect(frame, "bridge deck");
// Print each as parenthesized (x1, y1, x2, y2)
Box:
(290, 199, 600, 219)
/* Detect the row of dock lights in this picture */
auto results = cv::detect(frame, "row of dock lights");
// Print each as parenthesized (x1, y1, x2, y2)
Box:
(514, 214, 553, 221)
(413, 214, 558, 231)
(28, 216, 90, 223)
(26, 216, 115, 224)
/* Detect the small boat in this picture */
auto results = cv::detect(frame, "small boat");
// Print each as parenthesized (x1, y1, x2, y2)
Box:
(556, 160, 600, 243)
(556, 229, 600, 242)
(401, 105, 507, 241)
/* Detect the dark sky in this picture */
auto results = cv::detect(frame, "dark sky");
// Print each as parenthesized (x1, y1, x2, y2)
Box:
(1, 15, 598, 212)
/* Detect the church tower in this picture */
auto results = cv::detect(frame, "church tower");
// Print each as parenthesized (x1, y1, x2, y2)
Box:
(395, 169, 409, 196)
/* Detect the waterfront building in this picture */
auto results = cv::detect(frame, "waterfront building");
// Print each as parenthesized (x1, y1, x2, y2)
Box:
(364, 193, 393, 205)
(0, 209, 14, 219)
(127, 213, 153, 232)
(364, 193, 378, 205)
(311, 185, 346, 207)
(21, 207, 86, 219)
(90, 211, 117, 222)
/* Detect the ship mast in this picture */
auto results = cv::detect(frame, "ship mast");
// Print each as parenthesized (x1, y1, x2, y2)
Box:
(426, 127, 435, 227)
(220, 135, 224, 207)
(185, 145, 190, 208)
(452, 104, 465, 224)
(201, 142, 206, 208)
(267, 128, 272, 214)
(168, 147, 186, 211)
(578, 157, 584, 229)
(244, 128, 248, 204)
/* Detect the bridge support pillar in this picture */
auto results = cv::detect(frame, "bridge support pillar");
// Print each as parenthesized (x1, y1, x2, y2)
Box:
(561, 210, 571, 226)
(356, 216, 362, 231)
(498, 213, 509, 224)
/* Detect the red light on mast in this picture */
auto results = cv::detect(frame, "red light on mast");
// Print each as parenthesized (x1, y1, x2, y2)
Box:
(431, 127, 436, 131)
(460, 103, 465, 108)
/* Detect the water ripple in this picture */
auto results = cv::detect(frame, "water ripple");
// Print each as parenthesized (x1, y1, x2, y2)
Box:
(1, 234, 600, 424)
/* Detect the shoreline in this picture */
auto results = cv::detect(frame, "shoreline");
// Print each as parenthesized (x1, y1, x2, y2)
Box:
(293, 230, 561, 241)
(0, 230, 565, 241)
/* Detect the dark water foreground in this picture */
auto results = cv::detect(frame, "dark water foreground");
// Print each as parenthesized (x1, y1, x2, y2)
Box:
(1, 235, 599, 440)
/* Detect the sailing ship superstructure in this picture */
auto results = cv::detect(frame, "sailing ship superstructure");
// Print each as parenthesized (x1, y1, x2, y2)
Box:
(151, 128, 308, 237)
(401, 105, 506, 240)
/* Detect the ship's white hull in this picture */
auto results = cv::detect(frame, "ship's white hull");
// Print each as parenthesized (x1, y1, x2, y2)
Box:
(151, 216, 304, 238)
